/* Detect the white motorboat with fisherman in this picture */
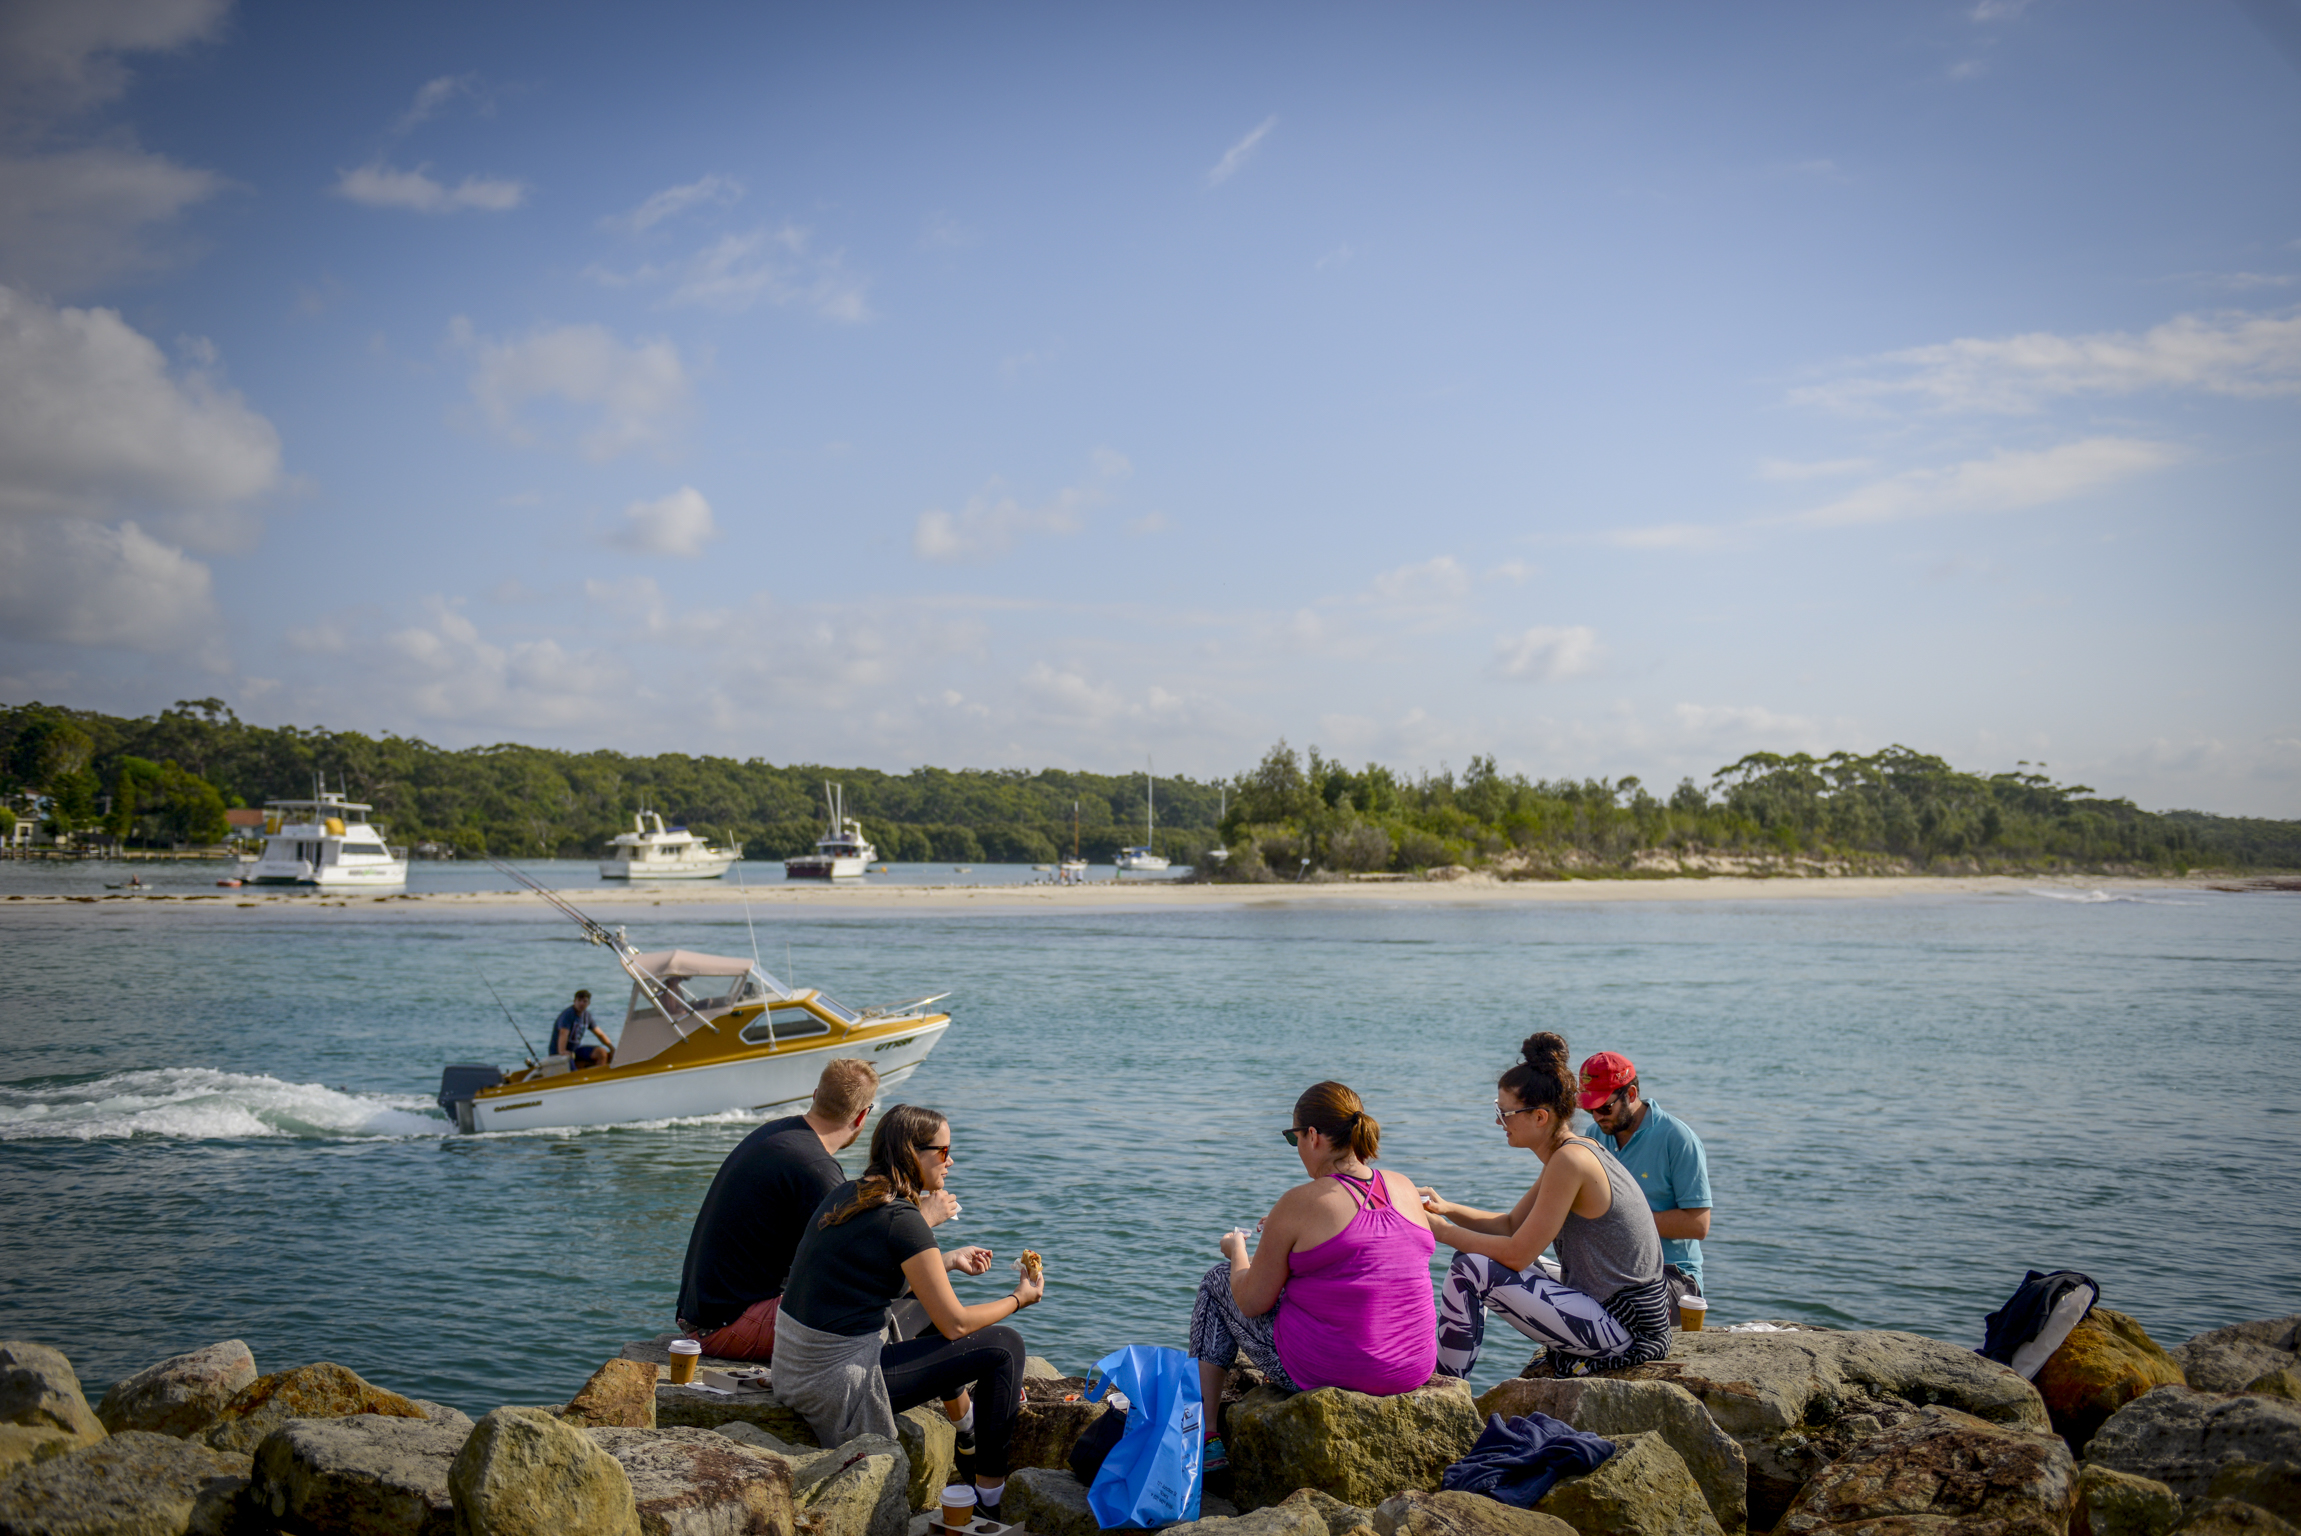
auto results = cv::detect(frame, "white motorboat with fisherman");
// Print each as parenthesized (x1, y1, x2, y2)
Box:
(239, 787, 409, 888)
(598, 810, 741, 880)
(437, 862, 951, 1133)
(784, 782, 877, 879)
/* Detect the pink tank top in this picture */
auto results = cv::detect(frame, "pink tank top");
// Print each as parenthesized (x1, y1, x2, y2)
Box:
(1272, 1171, 1439, 1395)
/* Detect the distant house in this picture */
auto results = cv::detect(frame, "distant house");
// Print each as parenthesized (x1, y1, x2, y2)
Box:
(225, 808, 266, 833)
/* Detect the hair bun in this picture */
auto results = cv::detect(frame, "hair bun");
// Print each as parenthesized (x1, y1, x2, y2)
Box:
(1522, 1031, 1569, 1069)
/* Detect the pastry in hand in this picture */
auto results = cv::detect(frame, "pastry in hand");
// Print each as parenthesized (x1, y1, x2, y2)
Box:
(1018, 1249, 1043, 1282)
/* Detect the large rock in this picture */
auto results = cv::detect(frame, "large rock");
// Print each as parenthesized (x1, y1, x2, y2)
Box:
(2174, 1322, 2301, 1396)
(893, 1407, 953, 1513)
(2175, 1501, 2300, 1535)
(2247, 1372, 2301, 1405)
(2210, 1463, 2301, 1526)
(250, 1412, 470, 1535)
(1536, 1430, 1723, 1536)
(0, 1427, 81, 1473)
(699, 1426, 903, 1536)
(1628, 1327, 2048, 1530)
(1022, 1358, 1064, 1382)
(0, 1344, 106, 1448)
(1774, 1405, 2076, 1535)
(0, 1430, 249, 1536)
(96, 1342, 258, 1442)
(2040, 1310, 2190, 1455)
(1229, 1375, 1480, 1511)
(1372, 1488, 1577, 1536)
(202, 1362, 428, 1453)
(1000, 1466, 1096, 1536)
(1009, 1379, 1110, 1473)
(656, 1386, 816, 1446)
(1479, 1373, 1748, 1533)
(586, 1426, 796, 1536)
(1169, 1488, 1371, 1536)
(449, 1407, 640, 1536)
(2073, 1463, 2182, 1536)
(2089, 1386, 2301, 1503)
(566, 1363, 660, 1431)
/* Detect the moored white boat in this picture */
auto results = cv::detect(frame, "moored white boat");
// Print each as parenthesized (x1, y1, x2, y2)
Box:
(1115, 757, 1172, 873)
(786, 782, 877, 879)
(599, 811, 740, 880)
(240, 791, 409, 888)
(439, 865, 951, 1133)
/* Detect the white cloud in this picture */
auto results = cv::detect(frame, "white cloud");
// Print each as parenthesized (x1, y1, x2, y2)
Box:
(1794, 309, 2301, 415)
(451, 318, 691, 460)
(1494, 625, 1600, 682)
(605, 174, 742, 233)
(1372, 556, 1472, 606)
(394, 73, 482, 133)
(664, 227, 870, 320)
(1783, 437, 2180, 529)
(1206, 116, 1277, 187)
(1603, 522, 1730, 550)
(0, 0, 227, 123)
(0, 284, 282, 528)
(1673, 702, 1833, 752)
(382, 598, 631, 730)
(1969, 0, 2032, 20)
(610, 486, 718, 557)
(913, 451, 1129, 562)
(0, 145, 223, 296)
(334, 162, 527, 214)
(0, 518, 219, 659)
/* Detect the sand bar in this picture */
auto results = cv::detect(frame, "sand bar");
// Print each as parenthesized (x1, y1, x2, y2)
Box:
(1, 871, 2254, 917)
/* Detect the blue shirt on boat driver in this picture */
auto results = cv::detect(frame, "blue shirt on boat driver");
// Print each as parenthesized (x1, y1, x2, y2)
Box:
(552, 1005, 594, 1055)
(1590, 1099, 1711, 1288)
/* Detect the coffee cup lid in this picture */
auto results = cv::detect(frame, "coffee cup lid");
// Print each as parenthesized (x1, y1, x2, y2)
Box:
(941, 1485, 976, 1502)
(668, 1339, 703, 1354)
(1679, 1295, 1708, 1309)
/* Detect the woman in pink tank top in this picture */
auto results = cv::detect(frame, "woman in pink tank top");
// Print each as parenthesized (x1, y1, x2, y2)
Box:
(1187, 1082, 1439, 1469)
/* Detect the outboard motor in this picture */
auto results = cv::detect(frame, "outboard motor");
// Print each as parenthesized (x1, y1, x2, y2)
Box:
(437, 1062, 504, 1134)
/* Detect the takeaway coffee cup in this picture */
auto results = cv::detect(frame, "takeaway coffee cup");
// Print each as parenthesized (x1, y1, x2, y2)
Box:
(940, 1484, 977, 1531)
(668, 1338, 702, 1384)
(1679, 1295, 1709, 1332)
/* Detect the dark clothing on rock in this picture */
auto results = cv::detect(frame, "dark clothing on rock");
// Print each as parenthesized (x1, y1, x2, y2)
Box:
(883, 1325, 1027, 1476)
(780, 1181, 938, 1337)
(676, 1116, 846, 1332)
(1442, 1411, 1616, 1509)
(1979, 1268, 2098, 1367)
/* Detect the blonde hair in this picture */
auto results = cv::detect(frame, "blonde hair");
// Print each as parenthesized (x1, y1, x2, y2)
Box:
(1294, 1081, 1380, 1161)
(811, 1058, 879, 1122)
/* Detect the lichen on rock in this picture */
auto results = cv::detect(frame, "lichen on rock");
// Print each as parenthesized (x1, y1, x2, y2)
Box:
(202, 1361, 429, 1454)
(1478, 1372, 1747, 1533)
(1772, 1405, 2075, 1535)
(1536, 1429, 1723, 1536)
(96, 1340, 257, 1441)
(2037, 1308, 2188, 1455)
(1229, 1374, 1479, 1511)
(0, 1341, 106, 1449)
(1372, 1487, 1576, 1536)
(449, 1406, 640, 1536)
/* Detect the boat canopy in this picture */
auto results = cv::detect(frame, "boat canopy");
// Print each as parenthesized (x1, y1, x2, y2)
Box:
(615, 950, 791, 1067)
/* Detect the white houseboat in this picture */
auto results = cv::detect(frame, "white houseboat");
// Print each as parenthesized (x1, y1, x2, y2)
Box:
(785, 782, 877, 879)
(240, 792, 409, 888)
(599, 811, 741, 880)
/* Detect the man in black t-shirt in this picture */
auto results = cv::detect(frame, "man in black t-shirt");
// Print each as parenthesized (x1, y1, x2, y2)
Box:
(677, 1058, 925, 1360)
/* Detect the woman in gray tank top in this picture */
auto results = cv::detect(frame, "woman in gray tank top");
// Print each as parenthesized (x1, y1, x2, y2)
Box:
(1418, 1031, 1672, 1379)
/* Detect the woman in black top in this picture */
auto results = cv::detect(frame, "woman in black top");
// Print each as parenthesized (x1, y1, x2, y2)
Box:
(778, 1103, 1045, 1521)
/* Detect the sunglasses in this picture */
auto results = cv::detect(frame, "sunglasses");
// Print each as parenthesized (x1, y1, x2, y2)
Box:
(1494, 1102, 1539, 1126)
(923, 1142, 953, 1164)
(1281, 1127, 1310, 1147)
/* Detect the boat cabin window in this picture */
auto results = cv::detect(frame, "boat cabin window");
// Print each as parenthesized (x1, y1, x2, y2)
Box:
(739, 1010, 831, 1045)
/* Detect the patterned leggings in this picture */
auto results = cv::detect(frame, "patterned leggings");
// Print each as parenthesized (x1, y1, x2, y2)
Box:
(1435, 1252, 1673, 1378)
(1188, 1262, 1300, 1392)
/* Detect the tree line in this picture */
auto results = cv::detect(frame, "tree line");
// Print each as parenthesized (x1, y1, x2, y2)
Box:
(3, 700, 2293, 873)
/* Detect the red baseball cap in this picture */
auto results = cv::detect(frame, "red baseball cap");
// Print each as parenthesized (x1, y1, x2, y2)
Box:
(1577, 1052, 1637, 1110)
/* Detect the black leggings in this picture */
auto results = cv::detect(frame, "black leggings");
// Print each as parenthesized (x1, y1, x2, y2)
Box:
(880, 1325, 1026, 1478)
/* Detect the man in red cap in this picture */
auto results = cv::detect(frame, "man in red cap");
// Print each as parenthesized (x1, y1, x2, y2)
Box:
(1579, 1052, 1711, 1302)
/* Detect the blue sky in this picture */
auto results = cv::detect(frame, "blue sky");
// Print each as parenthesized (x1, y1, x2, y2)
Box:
(2, 0, 2297, 812)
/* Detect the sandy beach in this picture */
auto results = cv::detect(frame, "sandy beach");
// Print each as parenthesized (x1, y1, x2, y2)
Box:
(4, 871, 2249, 916)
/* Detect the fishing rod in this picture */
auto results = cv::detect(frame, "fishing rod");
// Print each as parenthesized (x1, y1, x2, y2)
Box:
(476, 970, 540, 1066)
(484, 856, 720, 1039)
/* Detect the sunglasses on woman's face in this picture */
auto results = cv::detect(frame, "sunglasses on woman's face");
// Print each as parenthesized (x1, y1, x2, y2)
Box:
(923, 1142, 953, 1163)
(1281, 1127, 1310, 1147)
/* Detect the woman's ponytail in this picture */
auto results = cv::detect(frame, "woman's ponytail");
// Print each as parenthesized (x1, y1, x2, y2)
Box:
(1293, 1081, 1380, 1161)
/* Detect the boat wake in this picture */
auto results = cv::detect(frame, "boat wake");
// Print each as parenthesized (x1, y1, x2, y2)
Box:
(0, 1068, 448, 1143)
(2026, 887, 2201, 907)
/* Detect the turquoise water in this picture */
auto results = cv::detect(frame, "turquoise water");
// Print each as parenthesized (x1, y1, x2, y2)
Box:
(1, 885, 2294, 1416)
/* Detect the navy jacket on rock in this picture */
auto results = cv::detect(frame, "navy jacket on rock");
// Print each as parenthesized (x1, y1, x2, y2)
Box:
(1441, 1411, 1616, 1509)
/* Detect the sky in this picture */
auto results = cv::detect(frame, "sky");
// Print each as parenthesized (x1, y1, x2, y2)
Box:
(1, 1, 2297, 814)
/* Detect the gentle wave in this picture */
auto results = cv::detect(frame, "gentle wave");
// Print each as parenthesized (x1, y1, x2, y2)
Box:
(2027, 887, 2201, 906)
(0, 1068, 448, 1142)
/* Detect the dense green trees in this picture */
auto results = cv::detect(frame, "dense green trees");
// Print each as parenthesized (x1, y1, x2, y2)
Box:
(1211, 740, 2297, 878)
(2, 701, 2291, 871)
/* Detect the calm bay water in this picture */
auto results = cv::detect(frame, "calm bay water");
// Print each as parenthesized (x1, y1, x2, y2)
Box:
(1, 883, 2294, 1415)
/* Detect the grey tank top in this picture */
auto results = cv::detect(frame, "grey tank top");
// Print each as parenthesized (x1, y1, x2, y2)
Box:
(1553, 1135, 1664, 1303)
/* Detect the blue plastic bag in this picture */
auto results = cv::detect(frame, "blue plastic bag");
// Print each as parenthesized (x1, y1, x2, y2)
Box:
(1082, 1345, 1203, 1529)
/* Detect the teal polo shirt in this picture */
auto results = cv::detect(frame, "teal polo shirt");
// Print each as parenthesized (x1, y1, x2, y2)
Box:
(1591, 1100, 1711, 1288)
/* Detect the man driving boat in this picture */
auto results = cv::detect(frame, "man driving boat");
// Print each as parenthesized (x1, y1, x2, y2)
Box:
(552, 989, 614, 1068)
